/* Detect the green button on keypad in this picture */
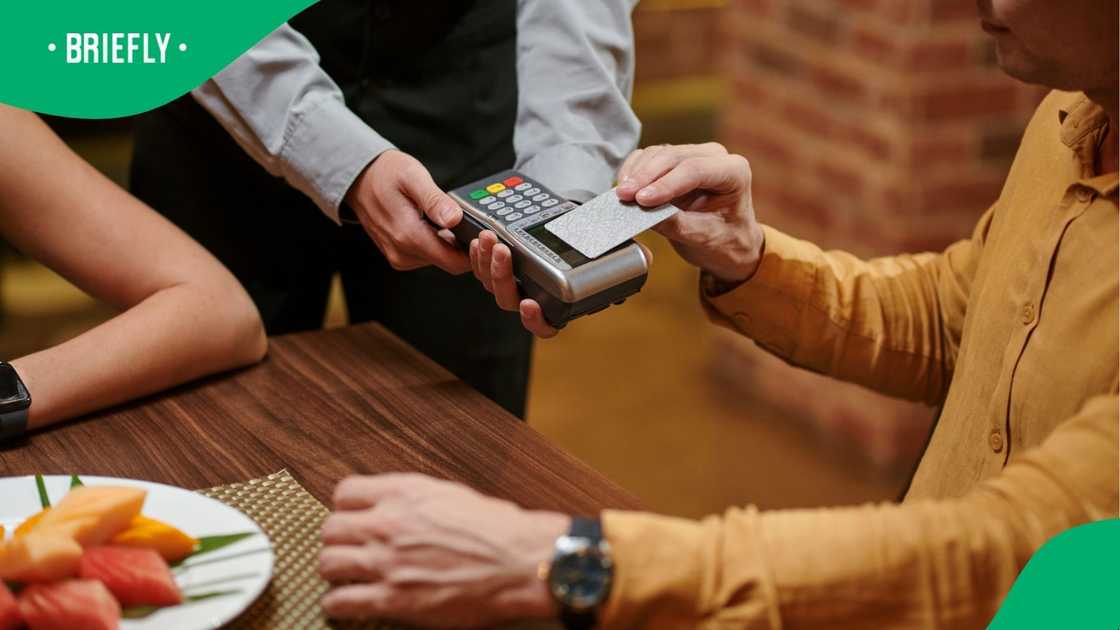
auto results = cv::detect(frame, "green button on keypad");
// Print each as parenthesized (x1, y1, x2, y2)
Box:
(470, 189, 488, 200)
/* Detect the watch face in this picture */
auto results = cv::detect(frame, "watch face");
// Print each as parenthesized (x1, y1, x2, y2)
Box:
(549, 545, 612, 611)
(0, 363, 29, 411)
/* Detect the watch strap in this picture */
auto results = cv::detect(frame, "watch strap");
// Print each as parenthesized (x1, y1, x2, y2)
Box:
(0, 406, 29, 442)
(557, 517, 605, 630)
(569, 515, 602, 541)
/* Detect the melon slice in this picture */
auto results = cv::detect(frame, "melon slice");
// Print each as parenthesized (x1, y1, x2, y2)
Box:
(29, 486, 146, 547)
(14, 509, 49, 537)
(0, 533, 83, 583)
(111, 515, 198, 563)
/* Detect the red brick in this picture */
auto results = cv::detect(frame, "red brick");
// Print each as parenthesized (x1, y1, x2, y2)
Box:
(851, 26, 899, 65)
(908, 40, 974, 71)
(816, 160, 865, 198)
(931, 0, 979, 23)
(908, 135, 972, 165)
(788, 5, 841, 44)
(782, 99, 838, 139)
(809, 64, 867, 103)
(916, 83, 1021, 120)
(733, 0, 775, 19)
(843, 124, 894, 161)
(835, 0, 879, 12)
(724, 124, 799, 171)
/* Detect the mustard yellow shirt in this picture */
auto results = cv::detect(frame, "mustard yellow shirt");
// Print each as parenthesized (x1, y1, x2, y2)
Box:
(601, 91, 1119, 629)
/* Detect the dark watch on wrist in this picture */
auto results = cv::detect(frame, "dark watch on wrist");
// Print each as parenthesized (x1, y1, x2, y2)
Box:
(0, 362, 31, 442)
(547, 517, 613, 630)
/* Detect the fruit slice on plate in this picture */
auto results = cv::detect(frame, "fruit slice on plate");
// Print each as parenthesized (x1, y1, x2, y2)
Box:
(29, 486, 146, 547)
(80, 546, 183, 607)
(18, 579, 121, 630)
(13, 509, 49, 538)
(0, 533, 83, 583)
(111, 515, 199, 564)
(0, 582, 20, 630)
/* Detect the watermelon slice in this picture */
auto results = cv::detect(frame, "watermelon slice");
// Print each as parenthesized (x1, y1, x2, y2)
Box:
(18, 579, 120, 630)
(79, 546, 182, 607)
(0, 581, 20, 630)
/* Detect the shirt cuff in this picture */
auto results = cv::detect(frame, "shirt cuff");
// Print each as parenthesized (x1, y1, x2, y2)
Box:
(600, 508, 779, 628)
(518, 145, 615, 203)
(278, 94, 396, 224)
(699, 225, 819, 358)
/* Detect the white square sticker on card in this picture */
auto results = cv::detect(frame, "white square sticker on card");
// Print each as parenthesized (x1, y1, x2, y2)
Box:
(544, 188, 678, 259)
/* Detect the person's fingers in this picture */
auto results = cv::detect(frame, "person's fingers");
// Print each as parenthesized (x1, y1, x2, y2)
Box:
(321, 583, 397, 620)
(635, 155, 749, 208)
(619, 143, 728, 200)
(616, 148, 647, 199)
(469, 239, 487, 287)
(318, 544, 390, 583)
(321, 512, 386, 546)
(332, 475, 409, 511)
(389, 211, 470, 275)
(398, 162, 462, 229)
(519, 300, 558, 339)
(476, 231, 497, 292)
(490, 244, 521, 311)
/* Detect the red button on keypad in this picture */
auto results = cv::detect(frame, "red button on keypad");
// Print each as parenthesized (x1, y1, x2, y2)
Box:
(503, 176, 524, 188)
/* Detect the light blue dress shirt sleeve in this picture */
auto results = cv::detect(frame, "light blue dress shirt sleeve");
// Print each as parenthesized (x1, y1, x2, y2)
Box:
(192, 2, 642, 223)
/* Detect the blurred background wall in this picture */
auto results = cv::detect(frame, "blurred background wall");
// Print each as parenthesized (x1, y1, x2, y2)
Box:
(1, 0, 1044, 519)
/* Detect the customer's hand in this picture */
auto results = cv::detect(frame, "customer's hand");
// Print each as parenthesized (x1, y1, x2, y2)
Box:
(469, 231, 559, 338)
(616, 143, 765, 284)
(319, 473, 569, 627)
(346, 150, 470, 275)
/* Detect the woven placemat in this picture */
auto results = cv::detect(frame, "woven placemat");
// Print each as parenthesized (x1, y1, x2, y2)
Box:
(198, 470, 556, 630)
(197, 470, 380, 629)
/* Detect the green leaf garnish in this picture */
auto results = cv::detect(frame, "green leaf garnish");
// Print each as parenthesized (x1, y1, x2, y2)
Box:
(172, 532, 256, 567)
(69, 474, 84, 488)
(34, 474, 50, 508)
(121, 590, 242, 619)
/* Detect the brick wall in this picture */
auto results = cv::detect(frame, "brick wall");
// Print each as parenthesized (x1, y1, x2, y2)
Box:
(715, 0, 1046, 470)
(722, 0, 1045, 253)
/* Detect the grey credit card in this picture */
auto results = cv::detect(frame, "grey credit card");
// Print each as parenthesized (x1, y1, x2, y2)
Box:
(544, 188, 678, 259)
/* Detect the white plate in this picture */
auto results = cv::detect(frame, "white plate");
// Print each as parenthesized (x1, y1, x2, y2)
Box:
(0, 475, 273, 630)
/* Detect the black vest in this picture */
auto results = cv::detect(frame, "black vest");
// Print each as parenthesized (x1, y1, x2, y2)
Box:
(291, 0, 518, 189)
(174, 0, 518, 192)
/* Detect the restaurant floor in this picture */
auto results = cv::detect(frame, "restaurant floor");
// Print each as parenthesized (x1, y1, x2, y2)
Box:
(1, 87, 907, 520)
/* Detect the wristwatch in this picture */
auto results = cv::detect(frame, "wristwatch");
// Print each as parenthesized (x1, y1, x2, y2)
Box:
(546, 517, 614, 630)
(0, 362, 31, 442)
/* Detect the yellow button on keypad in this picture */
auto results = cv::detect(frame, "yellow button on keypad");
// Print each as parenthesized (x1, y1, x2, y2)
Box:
(486, 183, 506, 194)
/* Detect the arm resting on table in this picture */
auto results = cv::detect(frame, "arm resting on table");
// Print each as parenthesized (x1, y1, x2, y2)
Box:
(0, 106, 267, 429)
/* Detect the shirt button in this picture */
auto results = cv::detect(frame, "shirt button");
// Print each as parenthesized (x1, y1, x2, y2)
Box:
(1075, 188, 1093, 202)
(1021, 303, 1035, 325)
(733, 312, 751, 327)
(989, 431, 1004, 453)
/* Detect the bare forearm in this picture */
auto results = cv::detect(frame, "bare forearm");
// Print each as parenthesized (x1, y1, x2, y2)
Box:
(11, 283, 265, 429)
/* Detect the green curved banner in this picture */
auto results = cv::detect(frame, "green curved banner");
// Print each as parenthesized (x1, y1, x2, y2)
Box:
(0, 1, 315, 119)
(990, 519, 1119, 628)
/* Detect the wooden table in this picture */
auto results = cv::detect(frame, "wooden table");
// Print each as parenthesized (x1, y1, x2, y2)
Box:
(0, 323, 643, 516)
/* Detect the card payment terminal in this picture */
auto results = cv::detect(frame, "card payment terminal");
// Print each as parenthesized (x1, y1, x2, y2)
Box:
(448, 171, 650, 328)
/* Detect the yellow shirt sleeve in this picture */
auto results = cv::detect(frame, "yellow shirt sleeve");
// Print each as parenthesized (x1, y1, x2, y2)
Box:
(700, 213, 992, 406)
(601, 394, 1118, 628)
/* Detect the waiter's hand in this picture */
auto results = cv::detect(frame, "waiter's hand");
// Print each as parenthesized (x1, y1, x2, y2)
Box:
(346, 150, 470, 275)
(469, 231, 559, 338)
(319, 473, 568, 627)
(616, 143, 765, 284)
